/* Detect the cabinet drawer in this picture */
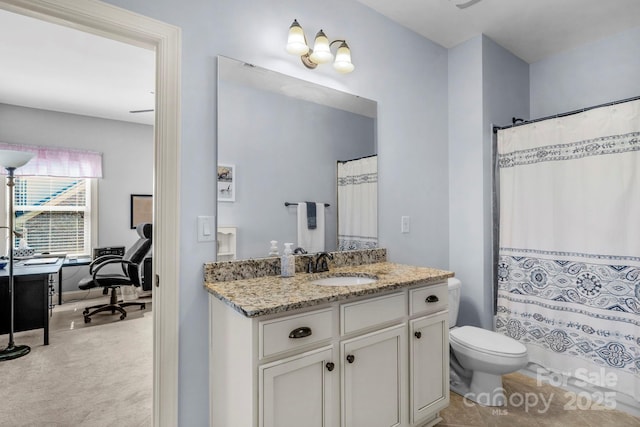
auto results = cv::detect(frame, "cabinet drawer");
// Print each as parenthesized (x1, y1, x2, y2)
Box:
(341, 292, 405, 336)
(259, 308, 333, 359)
(409, 282, 448, 316)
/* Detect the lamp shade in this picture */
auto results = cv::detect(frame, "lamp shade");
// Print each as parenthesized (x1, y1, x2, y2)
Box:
(286, 19, 309, 56)
(333, 41, 354, 73)
(0, 150, 34, 169)
(309, 30, 333, 64)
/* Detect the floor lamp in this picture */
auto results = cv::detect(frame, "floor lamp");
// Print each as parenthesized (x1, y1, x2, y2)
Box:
(0, 149, 34, 362)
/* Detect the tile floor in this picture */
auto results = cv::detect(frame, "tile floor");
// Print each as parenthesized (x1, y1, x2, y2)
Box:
(439, 372, 640, 427)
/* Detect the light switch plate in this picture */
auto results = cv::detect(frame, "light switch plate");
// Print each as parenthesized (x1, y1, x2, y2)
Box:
(401, 216, 410, 233)
(197, 215, 216, 242)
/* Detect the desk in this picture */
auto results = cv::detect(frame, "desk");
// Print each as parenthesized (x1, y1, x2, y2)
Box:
(0, 258, 63, 345)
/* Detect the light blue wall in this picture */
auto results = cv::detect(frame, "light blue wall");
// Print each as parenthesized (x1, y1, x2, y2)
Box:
(448, 36, 529, 329)
(448, 36, 484, 326)
(530, 26, 640, 118)
(101, 0, 450, 424)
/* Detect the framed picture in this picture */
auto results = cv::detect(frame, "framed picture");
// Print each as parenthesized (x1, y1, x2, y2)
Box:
(217, 164, 235, 202)
(130, 194, 153, 229)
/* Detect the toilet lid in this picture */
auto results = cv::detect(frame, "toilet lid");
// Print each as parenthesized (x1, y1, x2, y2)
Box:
(450, 326, 527, 357)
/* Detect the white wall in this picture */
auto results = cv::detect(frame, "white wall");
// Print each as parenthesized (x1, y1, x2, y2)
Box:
(0, 104, 154, 255)
(101, 0, 450, 424)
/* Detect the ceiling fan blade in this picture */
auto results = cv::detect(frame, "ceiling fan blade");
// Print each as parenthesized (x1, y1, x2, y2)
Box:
(129, 109, 155, 113)
(456, 0, 483, 9)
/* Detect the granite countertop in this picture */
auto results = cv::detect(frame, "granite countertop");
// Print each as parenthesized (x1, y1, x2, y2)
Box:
(204, 262, 453, 318)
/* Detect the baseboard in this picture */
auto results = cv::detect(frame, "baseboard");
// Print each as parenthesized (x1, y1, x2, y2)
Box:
(59, 288, 152, 304)
(59, 288, 106, 303)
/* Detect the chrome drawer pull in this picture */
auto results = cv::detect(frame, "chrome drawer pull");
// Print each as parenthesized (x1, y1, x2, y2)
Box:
(425, 295, 439, 303)
(288, 326, 312, 339)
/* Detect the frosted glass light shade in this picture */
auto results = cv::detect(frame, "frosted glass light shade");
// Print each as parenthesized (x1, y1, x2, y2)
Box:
(0, 150, 34, 169)
(286, 19, 309, 55)
(333, 42, 354, 73)
(309, 30, 333, 64)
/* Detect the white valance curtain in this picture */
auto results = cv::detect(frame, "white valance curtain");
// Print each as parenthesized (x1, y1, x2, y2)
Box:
(0, 142, 102, 178)
(496, 99, 640, 403)
(337, 155, 378, 251)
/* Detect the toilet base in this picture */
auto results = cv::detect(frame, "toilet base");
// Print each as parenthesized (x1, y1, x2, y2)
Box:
(450, 370, 506, 407)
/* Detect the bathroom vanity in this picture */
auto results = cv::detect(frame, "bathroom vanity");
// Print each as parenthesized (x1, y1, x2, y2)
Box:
(205, 251, 453, 427)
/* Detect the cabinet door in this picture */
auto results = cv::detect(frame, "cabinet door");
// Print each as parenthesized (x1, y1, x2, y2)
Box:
(260, 346, 336, 427)
(409, 311, 449, 424)
(342, 324, 407, 427)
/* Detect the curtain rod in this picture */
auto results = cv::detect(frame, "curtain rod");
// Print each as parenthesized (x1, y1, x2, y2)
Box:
(285, 202, 330, 207)
(492, 94, 640, 134)
(337, 153, 377, 163)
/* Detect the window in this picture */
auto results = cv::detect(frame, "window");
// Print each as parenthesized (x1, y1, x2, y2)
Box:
(12, 176, 95, 255)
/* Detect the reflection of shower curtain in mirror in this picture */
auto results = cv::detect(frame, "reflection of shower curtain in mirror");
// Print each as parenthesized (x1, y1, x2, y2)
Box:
(338, 155, 378, 250)
(496, 99, 640, 404)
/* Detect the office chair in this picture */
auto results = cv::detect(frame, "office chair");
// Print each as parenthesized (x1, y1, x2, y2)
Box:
(78, 223, 152, 323)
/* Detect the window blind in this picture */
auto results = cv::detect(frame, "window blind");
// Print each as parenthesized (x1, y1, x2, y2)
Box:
(14, 176, 90, 254)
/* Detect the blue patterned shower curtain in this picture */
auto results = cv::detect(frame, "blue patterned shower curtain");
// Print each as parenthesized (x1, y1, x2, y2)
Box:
(495, 100, 640, 403)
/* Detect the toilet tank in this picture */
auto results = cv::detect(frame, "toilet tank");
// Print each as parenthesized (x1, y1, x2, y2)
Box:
(447, 278, 461, 327)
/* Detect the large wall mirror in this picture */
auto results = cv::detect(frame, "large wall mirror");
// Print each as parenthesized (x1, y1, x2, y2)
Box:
(217, 56, 377, 260)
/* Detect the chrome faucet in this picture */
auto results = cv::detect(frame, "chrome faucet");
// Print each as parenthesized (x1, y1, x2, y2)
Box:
(314, 252, 334, 273)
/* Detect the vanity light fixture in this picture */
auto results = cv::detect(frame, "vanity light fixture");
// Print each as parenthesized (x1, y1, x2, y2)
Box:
(286, 19, 354, 74)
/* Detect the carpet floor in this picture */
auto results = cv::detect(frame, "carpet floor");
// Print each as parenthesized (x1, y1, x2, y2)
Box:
(0, 295, 152, 427)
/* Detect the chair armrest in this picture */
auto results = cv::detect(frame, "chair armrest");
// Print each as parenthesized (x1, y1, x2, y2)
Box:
(89, 254, 123, 274)
(92, 258, 138, 287)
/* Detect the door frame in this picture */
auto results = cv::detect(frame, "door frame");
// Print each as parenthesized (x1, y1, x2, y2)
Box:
(0, 0, 181, 425)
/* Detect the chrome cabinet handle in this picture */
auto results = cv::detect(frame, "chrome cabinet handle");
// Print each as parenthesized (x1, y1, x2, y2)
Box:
(326, 362, 335, 372)
(346, 354, 355, 364)
(288, 326, 312, 339)
(425, 295, 439, 303)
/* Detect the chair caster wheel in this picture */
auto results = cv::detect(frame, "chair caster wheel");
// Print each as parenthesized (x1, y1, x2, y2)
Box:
(120, 314, 126, 320)
(141, 303, 146, 310)
(84, 316, 91, 323)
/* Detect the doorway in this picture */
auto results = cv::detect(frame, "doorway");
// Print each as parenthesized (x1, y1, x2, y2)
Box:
(0, 1, 180, 425)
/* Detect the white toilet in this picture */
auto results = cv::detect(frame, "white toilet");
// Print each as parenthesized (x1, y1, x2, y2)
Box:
(447, 277, 528, 406)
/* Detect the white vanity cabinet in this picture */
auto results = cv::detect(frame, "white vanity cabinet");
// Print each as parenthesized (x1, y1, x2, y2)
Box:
(260, 345, 336, 427)
(209, 280, 449, 427)
(342, 324, 407, 427)
(409, 312, 449, 423)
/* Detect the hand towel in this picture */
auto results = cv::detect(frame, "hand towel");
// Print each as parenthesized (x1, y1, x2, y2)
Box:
(306, 201, 317, 229)
(297, 202, 325, 253)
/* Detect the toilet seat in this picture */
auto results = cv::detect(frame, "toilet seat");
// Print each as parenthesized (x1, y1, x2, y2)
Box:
(450, 326, 527, 358)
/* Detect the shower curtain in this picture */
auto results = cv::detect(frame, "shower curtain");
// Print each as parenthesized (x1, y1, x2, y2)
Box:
(337, 155, 378, 250)
(495, 100, 640, 403)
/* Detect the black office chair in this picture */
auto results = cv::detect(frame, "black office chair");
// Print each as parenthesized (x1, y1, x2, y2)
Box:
(78, 223, 152, 323)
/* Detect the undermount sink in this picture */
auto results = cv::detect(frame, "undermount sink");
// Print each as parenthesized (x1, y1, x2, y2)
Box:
(309, 275, 378, 286)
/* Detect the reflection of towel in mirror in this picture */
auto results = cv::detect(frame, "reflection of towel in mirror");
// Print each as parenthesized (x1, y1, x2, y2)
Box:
(297, 202, 325, 253)
(306, 201, 317, 229)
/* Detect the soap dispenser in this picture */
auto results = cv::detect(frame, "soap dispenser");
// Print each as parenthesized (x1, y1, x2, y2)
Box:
(281, 243, 295, 277)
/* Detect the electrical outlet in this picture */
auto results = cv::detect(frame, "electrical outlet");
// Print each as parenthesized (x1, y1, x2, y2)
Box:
(401, 216, 410, 233)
